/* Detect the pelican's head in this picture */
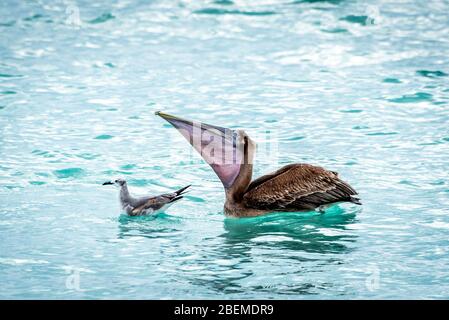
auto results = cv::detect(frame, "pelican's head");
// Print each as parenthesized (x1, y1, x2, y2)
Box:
(102, 178, 126, 187)
(156, 111, 255, 189)
(235, 129, 256, 164)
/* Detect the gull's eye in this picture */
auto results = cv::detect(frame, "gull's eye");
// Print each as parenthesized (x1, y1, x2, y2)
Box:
(115, 180, 118, 183)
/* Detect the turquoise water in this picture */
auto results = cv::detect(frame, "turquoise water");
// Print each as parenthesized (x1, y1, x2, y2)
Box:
(1, 0, 449, 299)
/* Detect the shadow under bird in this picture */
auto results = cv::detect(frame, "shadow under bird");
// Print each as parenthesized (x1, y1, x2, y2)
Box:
(102, 178, 190, 216)
(156, 111, 361, 217)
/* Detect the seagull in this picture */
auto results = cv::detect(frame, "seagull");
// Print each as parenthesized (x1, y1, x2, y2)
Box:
(102, 178, 191, 216)
(156, 111, 361, 217)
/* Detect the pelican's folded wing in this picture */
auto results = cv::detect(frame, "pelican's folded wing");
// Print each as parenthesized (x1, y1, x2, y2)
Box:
(242, 164, 359, 211)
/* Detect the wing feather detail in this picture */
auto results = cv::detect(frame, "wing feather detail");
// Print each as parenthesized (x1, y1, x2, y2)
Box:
(243, 164, 359, 211)
(130, 185, 190, 216)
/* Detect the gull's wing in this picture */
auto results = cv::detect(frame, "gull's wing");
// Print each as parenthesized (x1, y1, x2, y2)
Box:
(130, 185, 191, 216)
(243, 164, 359, 211)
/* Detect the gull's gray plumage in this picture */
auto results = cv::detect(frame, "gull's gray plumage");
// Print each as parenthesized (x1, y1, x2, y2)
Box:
(103, 179, 190, 216)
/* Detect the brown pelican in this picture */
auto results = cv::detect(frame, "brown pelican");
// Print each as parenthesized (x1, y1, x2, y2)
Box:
(156, 112, 360, 217)
(102, 178, 190, 216)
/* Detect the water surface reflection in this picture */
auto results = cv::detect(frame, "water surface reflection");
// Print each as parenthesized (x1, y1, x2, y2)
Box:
(186, 208, 359, 297)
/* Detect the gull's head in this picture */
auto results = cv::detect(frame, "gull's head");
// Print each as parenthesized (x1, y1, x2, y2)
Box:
(102, 178, 126, 187)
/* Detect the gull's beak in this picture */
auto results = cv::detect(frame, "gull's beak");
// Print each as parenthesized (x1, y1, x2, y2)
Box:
(102, 181, 114, 185)
(155, 111, 244, 188)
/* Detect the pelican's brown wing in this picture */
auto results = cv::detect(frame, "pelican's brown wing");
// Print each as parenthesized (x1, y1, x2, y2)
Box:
(243, 164, 359, 211)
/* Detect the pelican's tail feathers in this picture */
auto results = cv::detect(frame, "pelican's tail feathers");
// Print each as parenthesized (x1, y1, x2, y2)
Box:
(349, 196, 362, 205)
